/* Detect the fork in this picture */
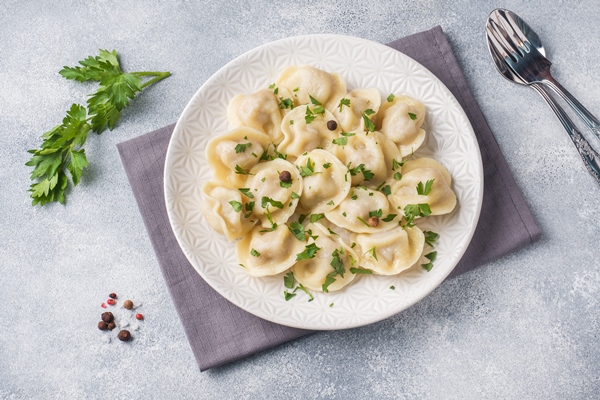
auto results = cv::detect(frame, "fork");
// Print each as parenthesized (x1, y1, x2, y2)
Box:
(487, 11, 600, 184)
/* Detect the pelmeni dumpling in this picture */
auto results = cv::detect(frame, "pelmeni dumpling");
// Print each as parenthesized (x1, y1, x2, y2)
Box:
(206, 127, 272, 187)
(227, 89, 289, 144)
(291, 223, 358, 292)
(247, 158, 303, 228)
(330, 131, 402, 188)
(388, 168, 457, 215)
(278, 105, 340, 159)
(376, 95, 426, 157)
(276, 65, 346, 110)
(325, 186, 398, 233)
(201, 181, 256, 242)
(356, 226, 425, 275)
(294, 150, 350, 213)
(331, 88, 382, 132)
(401, 157, 452, 185)
(236, 223, 306, 277)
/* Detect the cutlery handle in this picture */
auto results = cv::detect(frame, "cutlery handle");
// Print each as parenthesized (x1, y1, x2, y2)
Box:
(542, 75, 600, 139)
(531, 83, 600, 184)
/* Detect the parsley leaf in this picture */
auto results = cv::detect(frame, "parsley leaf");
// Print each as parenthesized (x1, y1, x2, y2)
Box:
(259, 205, 278, 232)
(293, 283, 314, 302)
(393, 172, 402, 180)
(365, 246, 378, 261)
(288, 221, 306, 241)
(234, 164, 253, 175)
(356, 216, 371, 227)
(284, 272, 295, 289)
(238, 188, 254, 198)
(243, 201, 255, 218)
(338, 98, 351, 112)
(313, 106, 325, 115)
(392, 159, 401, 171)
(332, 137, 347, 146)
(261, 196, 284, 209)
(380, 184, 391, 196)
(350, 268, 373, 274)
(279, 97, 294, 109)
(423, 231, 439, 247)
(322, 272, 337, 293)
(291, 191, 300, 199)
(250, 249, 261, 257)
(296, 243, 321, 261)
(234, 142, 252, 153)
(330, 248, 345, 277)
(368, 209, 382, 218)
(416, 179, 435, 196)
(323, 163, 332, 169)
(403, 203, 432, 227)
(284, 291, 297, 301)
(280, 180, 292, 189)
(421, 251, 437, 271)
(299, 158, 315, 177)
(229, 200, 243, 212)
(309, 94, 322, 105)
(382, 214, 397, 222)
(305, 107, 316, 124)
(362, 169, 374, 181)
(309, 213, 325, 223)
(408, 112, 417, 120)
(387, 93, 395, 102)
(362, 111, 375, 132)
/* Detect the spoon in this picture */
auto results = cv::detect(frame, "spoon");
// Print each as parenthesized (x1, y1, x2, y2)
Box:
(486, 9, 600, 184)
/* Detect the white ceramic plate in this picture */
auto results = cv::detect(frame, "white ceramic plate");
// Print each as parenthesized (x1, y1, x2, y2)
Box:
(164, 34, 483, 330)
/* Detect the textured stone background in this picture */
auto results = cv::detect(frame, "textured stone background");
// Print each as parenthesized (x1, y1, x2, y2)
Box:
(1, 1, 599, 398)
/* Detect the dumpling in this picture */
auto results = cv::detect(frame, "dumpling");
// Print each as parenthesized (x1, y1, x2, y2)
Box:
(331, 88, 382, 132)
(247, 158, 303, 228)
(205, 127, 272, 187)
(201, 180, 256, 242)
(388, 168, 457, 215)
(325, 186, 398, 233)
(276, 65, 347, 110)
(294, 149, 351, 213)
(376, 95, 426, 157)
(330, 131, 402, 188)
(278, 105, 340, 159)
(400, 157, 452, 185)
(227, 89, 287, 144)
(355, 226, 425, 275)
(291, 223, 358, 292)
(236, 223, 307, 277)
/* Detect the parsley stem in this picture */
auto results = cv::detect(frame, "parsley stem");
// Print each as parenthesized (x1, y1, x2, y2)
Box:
(135, 71, 172, 89)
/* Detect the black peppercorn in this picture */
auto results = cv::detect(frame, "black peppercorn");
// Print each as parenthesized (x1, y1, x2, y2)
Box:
(101, 312, 114, 323)
(118, 330, 131, 342)
(326, 120, 337, 131)
(279, 170, 292, 183)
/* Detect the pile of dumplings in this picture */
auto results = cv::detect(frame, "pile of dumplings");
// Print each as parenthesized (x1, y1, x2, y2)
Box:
(202, 65, 457, 294)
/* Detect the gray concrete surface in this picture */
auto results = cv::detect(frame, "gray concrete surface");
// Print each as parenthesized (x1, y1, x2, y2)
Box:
(1, 1, 599, 398)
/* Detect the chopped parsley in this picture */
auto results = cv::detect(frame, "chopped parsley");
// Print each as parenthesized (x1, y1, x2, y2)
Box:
(309, 94, 322, 105)
(327, 228, 337, 235)
(387, 93, 395, 102)
(280, 179, 293, 189)
(288, 221, 306, 241)
(390, 285, 395, 290)
(299, 158, 316, 177)
(284, 272, 295, 289)
(326, 200, 334, 206)
(382, 214, 397, 222)
(313, 106, 325, 115)
(403, 203, 432, 227)
(279, 97, 294, 109)
(238, 188, 254, 199)
(259, 205, 278, 232)
(322, 272, 337, 293)
(416, 179, 435, 196)
(289, 120, 294, 125)
(261, 196, 284, 209)
(291, 191, 300, 199)
(350, 267, 373, 274)
(243, 201, 255, 218)
(309, 213, 325, 223)
(365, 246, 378, 261)
(296, 243, 321, 261)
(323, 163, 332, 169)
(234, 164, 253, 175)
(392, 159, 401, 171)
(305, 107, 316, 124)
(356, 216, 370, 227)
(273, 147, 287, 160)
(362, 109, 376, 132)
(393, 172, 402, 180)
(250, 249, 260, 257)
(284, 291, 297, 301)
(408, 112, 417, 120)
(342, 212, 347, 217)
(424, 231, 439, 247)
(380, 184, 391, 196)
(330, 248, 345, 276)
(298, 214, 307, 224)
(294, 283, 314, 302)
(421, 251, 437, 271)
(234, 142, 252, 153)
(368, 209, 382, 218)
(338, 98, 351, 112)
(229, 200, 242, 212)
(332, 137, 347, 146)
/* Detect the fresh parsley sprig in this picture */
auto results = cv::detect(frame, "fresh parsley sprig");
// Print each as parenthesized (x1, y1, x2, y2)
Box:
(27, 49, 170, 205)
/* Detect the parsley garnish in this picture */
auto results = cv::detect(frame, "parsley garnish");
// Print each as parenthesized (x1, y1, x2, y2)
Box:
(27, 50, 170, 205)
(284, 272, 295, 289)
(238, 188, 254, 199)
(390, 285, 395, 290)
(259, 144, 272, 161)
(332, 137, 347, 146)
(382, 214, 397, 222)
(289, 120, 294, 125)
(296, 243, 321, 261)
(304, 107, 316, 124)
(279, 97, 294, 109)
(280, 179, 293, 189)
(288, 221, 306, 241)
(323, 163, 332, 169)
(365, 246, 378, 261)
(259, 205, 278, 232)
(393, 172, 402, 180)
(309, 213, 325, 223)
(322, 272, 337, 293)
(392, 159, 401, 171)
(421, 251, 437, 271)
(362, 109, 375, 132)
(261, 196, 284, 209)
(313, 106, 325, 115)
(380, 185, 391, 196)
(329, 303, 334, 307)
(408, 112, 417, 120)
(250, 249, 261, 257)
(424, 231, 439, 247)
(368, 209, 382, 218)
(291, 191, 300, 199)
(298, 214, 307, 224)
(338, 98, 351, 112)
(416, 179, 435, 196)
(284, 291, 297, 301)
(229, 200, 243, 212)
(330, 248, 345, 277)
(387, 93, 395, 102)
(350, 267, 373, 274)
(347, 162, 373, 181)
(309, 94, 322, 105)
(356, 216, 371, 227)
(299, 158, 316, 177)
(234, 164, 253, 175)
(342, 212, 347, 217)
(234, 142, 252, 153)
(294, 283, 314, 302)
(403, 203, 432, 227)
(326, 200, 334, 206)
(327, 228, 337, 235)
(243, 201, 255, 218)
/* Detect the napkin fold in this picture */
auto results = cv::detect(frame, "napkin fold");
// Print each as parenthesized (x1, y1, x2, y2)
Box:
(117, 26, 541, 371)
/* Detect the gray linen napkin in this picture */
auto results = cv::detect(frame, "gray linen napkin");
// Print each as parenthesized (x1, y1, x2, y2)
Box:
(117, 26, 541, 371)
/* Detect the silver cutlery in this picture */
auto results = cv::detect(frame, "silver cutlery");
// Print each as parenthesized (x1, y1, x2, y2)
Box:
(486, 8, 600, 184)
